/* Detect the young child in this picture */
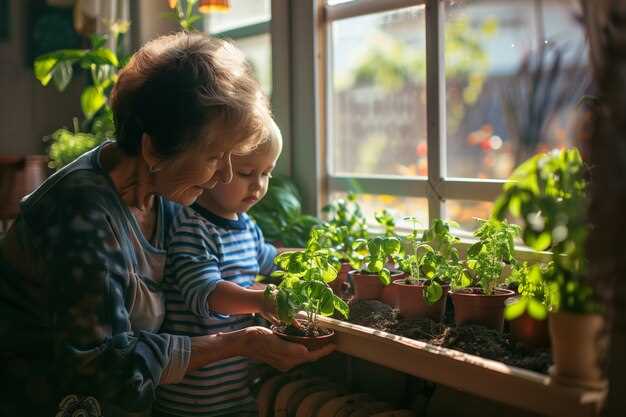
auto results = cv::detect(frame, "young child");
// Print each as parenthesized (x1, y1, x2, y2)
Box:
(155, 119, 283, 417)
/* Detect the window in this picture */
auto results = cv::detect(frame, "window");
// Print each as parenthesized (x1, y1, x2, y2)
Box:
(206, 0, 272, 94)
(321, 0, 589, 231)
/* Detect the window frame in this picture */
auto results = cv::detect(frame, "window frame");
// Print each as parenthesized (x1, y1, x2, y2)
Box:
(318, 0, 507, 225)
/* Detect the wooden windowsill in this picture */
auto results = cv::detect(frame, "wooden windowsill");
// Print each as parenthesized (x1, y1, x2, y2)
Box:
(313, 315, 606, 417)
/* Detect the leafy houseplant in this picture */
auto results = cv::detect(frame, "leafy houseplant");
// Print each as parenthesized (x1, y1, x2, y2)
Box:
(322, 193, 369, 243)
(493, 148, 605, 387)
(321, 193, 370, 296)
(248, 176, 322, 248)
(393, 218, 463, 320)
(33, 0, 208, 170)
(34, 32, 123, 169)
(449, 218, 519, 331)
(348, 236, 403, 301)
(265, 233, 349, 349)
(504, 262, 555, 348)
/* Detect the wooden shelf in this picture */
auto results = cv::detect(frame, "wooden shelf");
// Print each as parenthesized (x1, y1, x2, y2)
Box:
(315, 316, 606, 417)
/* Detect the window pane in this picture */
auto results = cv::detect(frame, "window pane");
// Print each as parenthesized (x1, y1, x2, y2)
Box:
(445, 199, 494, 232)
(232, 34, 272, 95)
(329, 6, 427, 177)
(327, 192, 429, 231)
(444, 0, 589, 179)
(206, 0, 271, 33)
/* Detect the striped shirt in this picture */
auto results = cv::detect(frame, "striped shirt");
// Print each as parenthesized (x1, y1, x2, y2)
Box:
(155, 203, 276, 417)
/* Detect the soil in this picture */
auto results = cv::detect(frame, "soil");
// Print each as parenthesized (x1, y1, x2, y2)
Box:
(275, 322, 333, 338)
(347, 299, 552, 373)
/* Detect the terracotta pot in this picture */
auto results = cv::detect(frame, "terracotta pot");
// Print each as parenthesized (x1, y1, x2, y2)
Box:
(450, 288, 515, 331)
(349, 270, 403, 301)
(272, 320, 335, 351)
(549, 312, 608, 389)
(382, 271, 405, 307)
(393, 279, 449, 321)
(329, 261, 352, 298)
(505, 297, 550, 348)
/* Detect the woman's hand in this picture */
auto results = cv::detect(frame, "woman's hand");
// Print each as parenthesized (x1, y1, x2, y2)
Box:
(236, 326, 335, 372)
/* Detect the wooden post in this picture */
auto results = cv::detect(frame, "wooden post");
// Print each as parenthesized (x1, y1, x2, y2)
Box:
(583, 1, 626, 416)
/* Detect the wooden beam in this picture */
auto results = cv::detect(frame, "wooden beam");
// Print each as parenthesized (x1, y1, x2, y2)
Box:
(314, 316, 606, 417)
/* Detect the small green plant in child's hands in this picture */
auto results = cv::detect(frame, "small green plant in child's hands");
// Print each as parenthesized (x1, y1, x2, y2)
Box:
(463, 218, 520, 295)
(351, 236, 402, 285)
(265, 247, 349, 333)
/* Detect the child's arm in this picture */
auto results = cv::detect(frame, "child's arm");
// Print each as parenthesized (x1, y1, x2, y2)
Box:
(207, 281, 274, 316)
(250, 219, 278, 276)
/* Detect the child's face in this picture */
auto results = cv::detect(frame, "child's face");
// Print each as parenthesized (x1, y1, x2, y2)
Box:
(199, 144, 279, 219)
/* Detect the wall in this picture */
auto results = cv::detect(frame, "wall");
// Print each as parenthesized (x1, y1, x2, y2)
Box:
(0, 0, 83, 156)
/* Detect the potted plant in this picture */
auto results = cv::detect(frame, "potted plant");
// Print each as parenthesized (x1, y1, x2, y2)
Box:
(449, 218, 518, 331)
(265, 240, 349, 350)
(321, 193, 370, 295)
(504, 262, 556, 348)
(493, 148, 605, 388)
(393, 218, 463, 321)
(349, 236, 403, 302)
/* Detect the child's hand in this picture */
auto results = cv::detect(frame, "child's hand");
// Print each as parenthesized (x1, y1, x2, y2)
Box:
(259, 285, 279, 325)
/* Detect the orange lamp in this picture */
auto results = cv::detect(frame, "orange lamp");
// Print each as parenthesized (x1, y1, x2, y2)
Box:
(198, 0, 231, 13)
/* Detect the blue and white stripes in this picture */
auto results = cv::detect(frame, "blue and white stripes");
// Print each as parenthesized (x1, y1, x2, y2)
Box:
(155, 205, 276, 416)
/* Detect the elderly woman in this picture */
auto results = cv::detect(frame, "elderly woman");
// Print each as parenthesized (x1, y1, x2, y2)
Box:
(0, 32, 332, 417)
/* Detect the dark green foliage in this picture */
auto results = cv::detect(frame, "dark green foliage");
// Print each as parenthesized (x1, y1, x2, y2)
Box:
(493, 148, 597, 313)
(248, 176, 322, 247)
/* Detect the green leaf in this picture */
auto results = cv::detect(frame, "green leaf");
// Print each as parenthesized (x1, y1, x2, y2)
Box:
(523, 229, 552, 251)
(378, 268, 391, 285)
(527, 297, 548, 320)
(83, 48, 119, 67)
(51, 60, 74, 91)
(424, 282, 443, 304)
(368, 237, 383, 258)
(319, 288, 335, 316)
(382, 237, 401, 255)
(81, 86, 106, 119)
(504, 297, 527, 320)
(467, 242, 483, 258)
(333, 296, 349, 318)
(34, 56, 58, 86)
(320, 263, 338, 283)
(276, 288, 295, 323)
(352, 239, 369, 256)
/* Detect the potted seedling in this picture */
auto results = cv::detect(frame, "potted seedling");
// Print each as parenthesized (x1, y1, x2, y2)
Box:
(393, 218, 463, 321)
(322, 193, 370, 295)
(494, 148, 605, 388)
(449, 218, 519, 331)
(349, 236, 403, 302)
(504, 262, 556, 348)
(311, 224, 359, 298)
(266, 238, 349, 350)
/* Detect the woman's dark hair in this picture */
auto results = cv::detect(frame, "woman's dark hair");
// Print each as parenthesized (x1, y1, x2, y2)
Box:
(110, 32, 269, 158)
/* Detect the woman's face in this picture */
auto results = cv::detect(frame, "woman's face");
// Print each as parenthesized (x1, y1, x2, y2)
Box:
(151, 137, 234, 206)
